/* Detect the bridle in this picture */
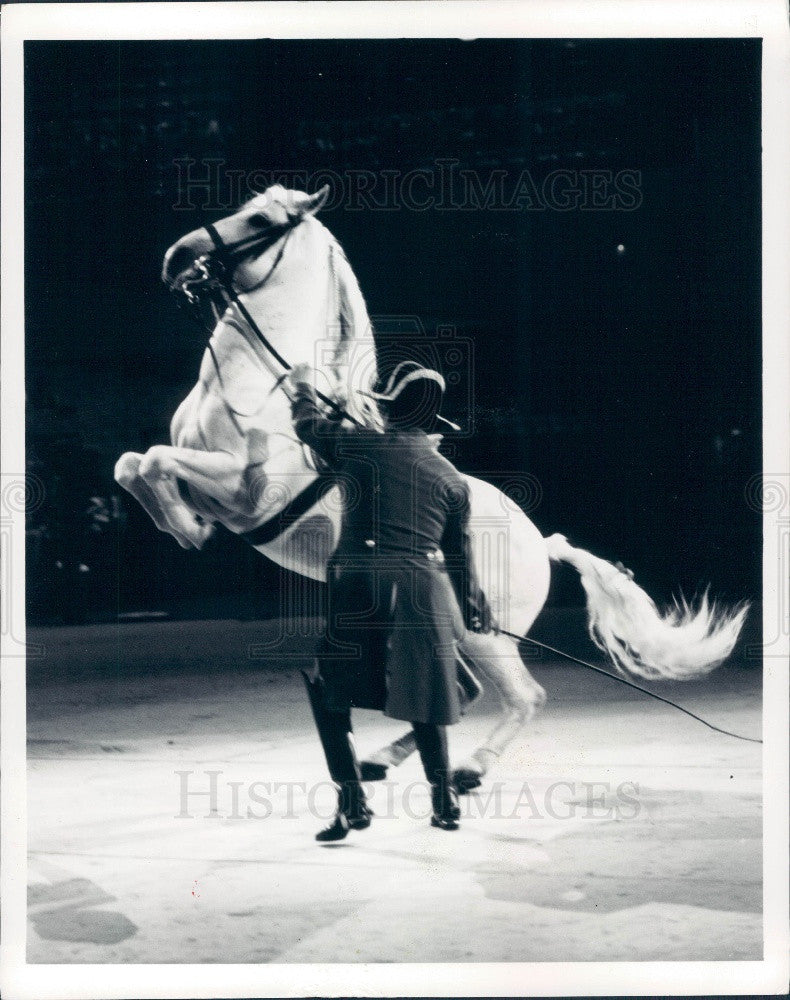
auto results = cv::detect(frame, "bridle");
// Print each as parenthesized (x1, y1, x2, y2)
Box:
(172, 213, 458, 434)
(172, 215, 363, 427)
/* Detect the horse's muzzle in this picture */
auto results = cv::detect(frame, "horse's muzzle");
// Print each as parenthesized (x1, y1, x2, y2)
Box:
(162, 229, 216, 287)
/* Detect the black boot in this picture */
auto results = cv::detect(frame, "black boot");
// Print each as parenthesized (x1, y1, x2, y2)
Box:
(430, 781, 461, 831)
(413, 722, 461, 831)
(302, 670, 372, 842)
(315, 783, 373, 842)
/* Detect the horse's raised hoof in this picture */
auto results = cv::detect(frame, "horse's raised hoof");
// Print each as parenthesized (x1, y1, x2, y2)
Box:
(452, 767, 483, 794)
(360, 760, 389, 782)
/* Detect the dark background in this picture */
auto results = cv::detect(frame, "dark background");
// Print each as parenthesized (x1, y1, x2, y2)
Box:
(24, 38, 761, 624)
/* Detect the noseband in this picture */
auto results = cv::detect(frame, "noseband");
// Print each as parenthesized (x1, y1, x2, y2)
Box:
(175, 218, 294, 340)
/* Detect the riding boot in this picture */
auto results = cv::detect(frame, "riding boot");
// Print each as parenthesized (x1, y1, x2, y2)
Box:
(301, 670, 372, 841)
(413, 722, 460, 831)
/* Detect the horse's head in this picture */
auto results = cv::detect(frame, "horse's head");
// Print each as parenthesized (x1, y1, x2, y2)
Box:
(163, 184, 381, 428)
(161, 184, 330, 292)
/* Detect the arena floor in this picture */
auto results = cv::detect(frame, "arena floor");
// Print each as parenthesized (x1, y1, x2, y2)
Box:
(26, 617, 762, 964)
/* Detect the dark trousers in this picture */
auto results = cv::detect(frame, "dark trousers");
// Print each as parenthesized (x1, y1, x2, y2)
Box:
(302, 671, 451, 812)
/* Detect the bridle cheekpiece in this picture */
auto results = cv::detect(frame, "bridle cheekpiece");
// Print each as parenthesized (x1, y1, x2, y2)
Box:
(170, 216, 293, 333)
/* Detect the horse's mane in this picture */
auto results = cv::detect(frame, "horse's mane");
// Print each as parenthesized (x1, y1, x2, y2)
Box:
(329, 235, 383, 430)
(224, 186, 384, 430)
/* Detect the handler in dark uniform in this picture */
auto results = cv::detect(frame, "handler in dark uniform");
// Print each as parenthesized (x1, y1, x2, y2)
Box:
(286, 360, 495, 841)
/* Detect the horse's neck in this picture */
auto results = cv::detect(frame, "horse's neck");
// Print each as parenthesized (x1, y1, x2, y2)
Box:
(201, 317, 278, 392)
(192, 221, 376, 439)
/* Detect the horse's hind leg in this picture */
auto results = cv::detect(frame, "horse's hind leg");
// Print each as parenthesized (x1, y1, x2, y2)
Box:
(359, 652, 484, 780)
(452, 632, 546, 791)
(361, 731, 418, 780)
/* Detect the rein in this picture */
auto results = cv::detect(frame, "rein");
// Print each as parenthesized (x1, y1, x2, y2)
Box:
(199, 220, 363, 427)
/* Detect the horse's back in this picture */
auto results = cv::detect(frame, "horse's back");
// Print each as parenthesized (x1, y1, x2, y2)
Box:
(464, 474, 550, 634)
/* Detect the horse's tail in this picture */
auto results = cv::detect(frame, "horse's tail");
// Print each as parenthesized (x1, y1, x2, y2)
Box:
(544, 533, 749, 681)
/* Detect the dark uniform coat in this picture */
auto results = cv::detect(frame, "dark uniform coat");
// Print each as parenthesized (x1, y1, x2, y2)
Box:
(292, 387, 489, 726)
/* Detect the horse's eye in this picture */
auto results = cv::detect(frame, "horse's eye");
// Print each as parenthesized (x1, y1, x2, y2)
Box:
(247, 212, 269, 228)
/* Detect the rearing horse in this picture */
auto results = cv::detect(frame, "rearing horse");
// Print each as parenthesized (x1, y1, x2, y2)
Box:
(116, 184, 748, 787)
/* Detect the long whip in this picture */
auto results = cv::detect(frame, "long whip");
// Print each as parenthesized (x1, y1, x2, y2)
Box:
(189, 228, 761, 745)
(497, 626, 762, 744)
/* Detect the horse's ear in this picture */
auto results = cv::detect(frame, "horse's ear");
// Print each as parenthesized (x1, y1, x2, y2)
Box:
(289, 185, 330, 220)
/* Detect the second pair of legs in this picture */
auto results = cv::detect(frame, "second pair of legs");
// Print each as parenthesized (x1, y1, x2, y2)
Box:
(304, 671, 461, 842)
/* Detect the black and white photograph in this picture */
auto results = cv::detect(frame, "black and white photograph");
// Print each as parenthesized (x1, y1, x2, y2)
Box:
(1, 2, 788, 997)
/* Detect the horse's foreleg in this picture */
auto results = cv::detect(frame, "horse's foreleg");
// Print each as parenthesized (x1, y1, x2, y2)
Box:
(360, 731, 418, 780)
(119, 448, 217, 549)
(452, 632, 546, 790)
(138, 445, 247, 509)
(115, 451, 209, 549)
(137, 443, 251, 548)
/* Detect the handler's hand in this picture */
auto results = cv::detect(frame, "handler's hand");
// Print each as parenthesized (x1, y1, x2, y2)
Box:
(286, 362, 313, 389)
(465, 598, 498, 635)
(284, 363, 316, 404)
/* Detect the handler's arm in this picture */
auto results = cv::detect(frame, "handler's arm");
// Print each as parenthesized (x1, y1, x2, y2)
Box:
(441, 480, 496, 634)
(289, 379, 349, 467)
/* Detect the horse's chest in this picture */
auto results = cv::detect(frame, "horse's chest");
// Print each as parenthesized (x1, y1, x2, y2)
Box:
(170, 387, 205, 449)
(173, 387, 239, 452)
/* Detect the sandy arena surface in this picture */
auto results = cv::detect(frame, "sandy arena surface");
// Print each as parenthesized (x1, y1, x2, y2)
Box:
(26, 617, 762, 964)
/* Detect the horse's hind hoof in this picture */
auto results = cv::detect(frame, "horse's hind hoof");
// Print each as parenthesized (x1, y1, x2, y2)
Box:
(453, 767, 482, 794)
(360, 760, 389, 782)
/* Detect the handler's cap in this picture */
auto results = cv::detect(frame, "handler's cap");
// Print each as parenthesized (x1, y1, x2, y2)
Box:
(361, 361, 448, 432)
(363, 361, 446, 401)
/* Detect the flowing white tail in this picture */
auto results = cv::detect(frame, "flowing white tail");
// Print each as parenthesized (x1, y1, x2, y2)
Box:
(544, 533, 749, 681)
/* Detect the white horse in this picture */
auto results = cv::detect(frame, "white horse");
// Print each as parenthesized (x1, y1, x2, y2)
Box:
(115, 184, 748, 788)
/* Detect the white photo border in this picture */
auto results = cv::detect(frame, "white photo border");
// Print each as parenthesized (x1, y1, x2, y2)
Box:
(2, 2, 788, 997)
